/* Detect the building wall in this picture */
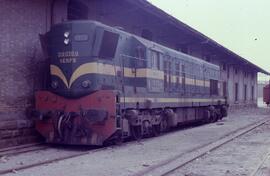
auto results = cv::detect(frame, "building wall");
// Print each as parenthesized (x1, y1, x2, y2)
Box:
(84, 0, 195, 50)
(222, 65, 257, 107)
(0, 0, 67, 148)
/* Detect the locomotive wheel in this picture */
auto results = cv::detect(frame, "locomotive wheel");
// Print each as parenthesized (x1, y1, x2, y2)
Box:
(142, 120, 152, 137)
(160, 118, 168, 132)
(221, 106, 228, 118)
(103, 132, 123, 146)
(130, 125, 142, 140)
(208, 106, 218, 123)
(208, 116, 213, 123)
(203, 110, 211, 124)
(152, 124, 161, 137)
(217, 110, 223, 120)
(212, 111, 218, 122)
(114, 132, 123, 145)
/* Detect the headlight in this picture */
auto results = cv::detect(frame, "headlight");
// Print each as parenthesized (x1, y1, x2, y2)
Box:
(64, 38, 70, 45)
(51, 81, 58, 89)
(82, 80, 91, 88)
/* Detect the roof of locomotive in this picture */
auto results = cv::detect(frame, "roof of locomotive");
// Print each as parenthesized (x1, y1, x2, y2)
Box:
(54, 20, 219, 70)
(133, 35, 219, 70)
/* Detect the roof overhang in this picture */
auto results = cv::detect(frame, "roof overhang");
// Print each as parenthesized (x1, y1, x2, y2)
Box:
(127, 0, 270, 75)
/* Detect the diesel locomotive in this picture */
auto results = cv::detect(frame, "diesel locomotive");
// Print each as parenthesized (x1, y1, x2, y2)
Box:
(33, 20, 228, 145)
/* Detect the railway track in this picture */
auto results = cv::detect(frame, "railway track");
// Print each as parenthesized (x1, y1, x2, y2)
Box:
(0, 118, 268, 176)
(133, 118, 270, 176)
(0, 142, 125, 174)
(0, 143, 48, 157)
(249, 150, 270, 176)
(0, 121, 203, 175)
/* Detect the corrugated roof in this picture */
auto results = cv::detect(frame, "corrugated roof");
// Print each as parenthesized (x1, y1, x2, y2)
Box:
(127, 0, 270, 75)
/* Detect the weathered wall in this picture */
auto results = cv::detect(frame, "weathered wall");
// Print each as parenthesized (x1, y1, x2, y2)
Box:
(224, 65, 257, 107)
(0, 0, 67, 148)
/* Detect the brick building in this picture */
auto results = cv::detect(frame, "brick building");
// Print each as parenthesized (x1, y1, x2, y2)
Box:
(0, 0, 268, 148)
(0, 0, 67, 148)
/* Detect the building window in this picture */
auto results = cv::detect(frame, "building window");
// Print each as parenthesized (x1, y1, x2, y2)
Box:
(227, 67, 230, 78)
(222, 63, 226, 71)
(244, 84, 247, 101)
(142, 29, 153, 41)
(251, 73, 256, 81)
(181, 45, 189, 54)
(223, 82, 227, 97)
(251, 85, 254, 101)
(234, 68, 238, 75)
(68, 0, 88, 20)
(203, 55, 211, 62)
(235, 83, 239, 102)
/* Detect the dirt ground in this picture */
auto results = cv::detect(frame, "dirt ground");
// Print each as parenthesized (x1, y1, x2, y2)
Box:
(2, 108, 270, 176)
(169, 119, 270, 176)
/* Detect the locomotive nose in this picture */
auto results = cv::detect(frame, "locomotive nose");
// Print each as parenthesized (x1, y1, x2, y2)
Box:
(47, 22, 97, 98)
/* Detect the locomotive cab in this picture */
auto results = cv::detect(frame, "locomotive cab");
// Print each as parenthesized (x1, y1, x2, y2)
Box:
(44, 21, 122, 98)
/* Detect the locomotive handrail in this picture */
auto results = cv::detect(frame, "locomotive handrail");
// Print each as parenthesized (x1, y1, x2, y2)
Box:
(119, 54, 147, 62)
(117, 54, 147, 105)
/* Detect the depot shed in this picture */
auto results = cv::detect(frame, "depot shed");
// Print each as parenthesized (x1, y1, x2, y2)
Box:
(0, 0, 268, 148)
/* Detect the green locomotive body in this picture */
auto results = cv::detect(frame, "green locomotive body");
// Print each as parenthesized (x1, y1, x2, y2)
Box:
(34, 20, 228, 145)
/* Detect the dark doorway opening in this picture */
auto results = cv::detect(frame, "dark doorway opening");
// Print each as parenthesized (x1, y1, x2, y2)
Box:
(235, 83, 238, 102)
(141, 29, 153, 41)
(251, 85, 254, 101)
(244, 84, 247, 101)
(68, 0, 89, 20)
(223, 81, 227, 97)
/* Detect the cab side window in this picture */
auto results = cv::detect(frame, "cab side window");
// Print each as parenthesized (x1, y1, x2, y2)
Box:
(99, 31, 119, 60)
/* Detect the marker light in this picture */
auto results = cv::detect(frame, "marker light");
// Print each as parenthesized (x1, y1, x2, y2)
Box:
(64, 38, 70, 45)
(64, 32, 70, 38)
